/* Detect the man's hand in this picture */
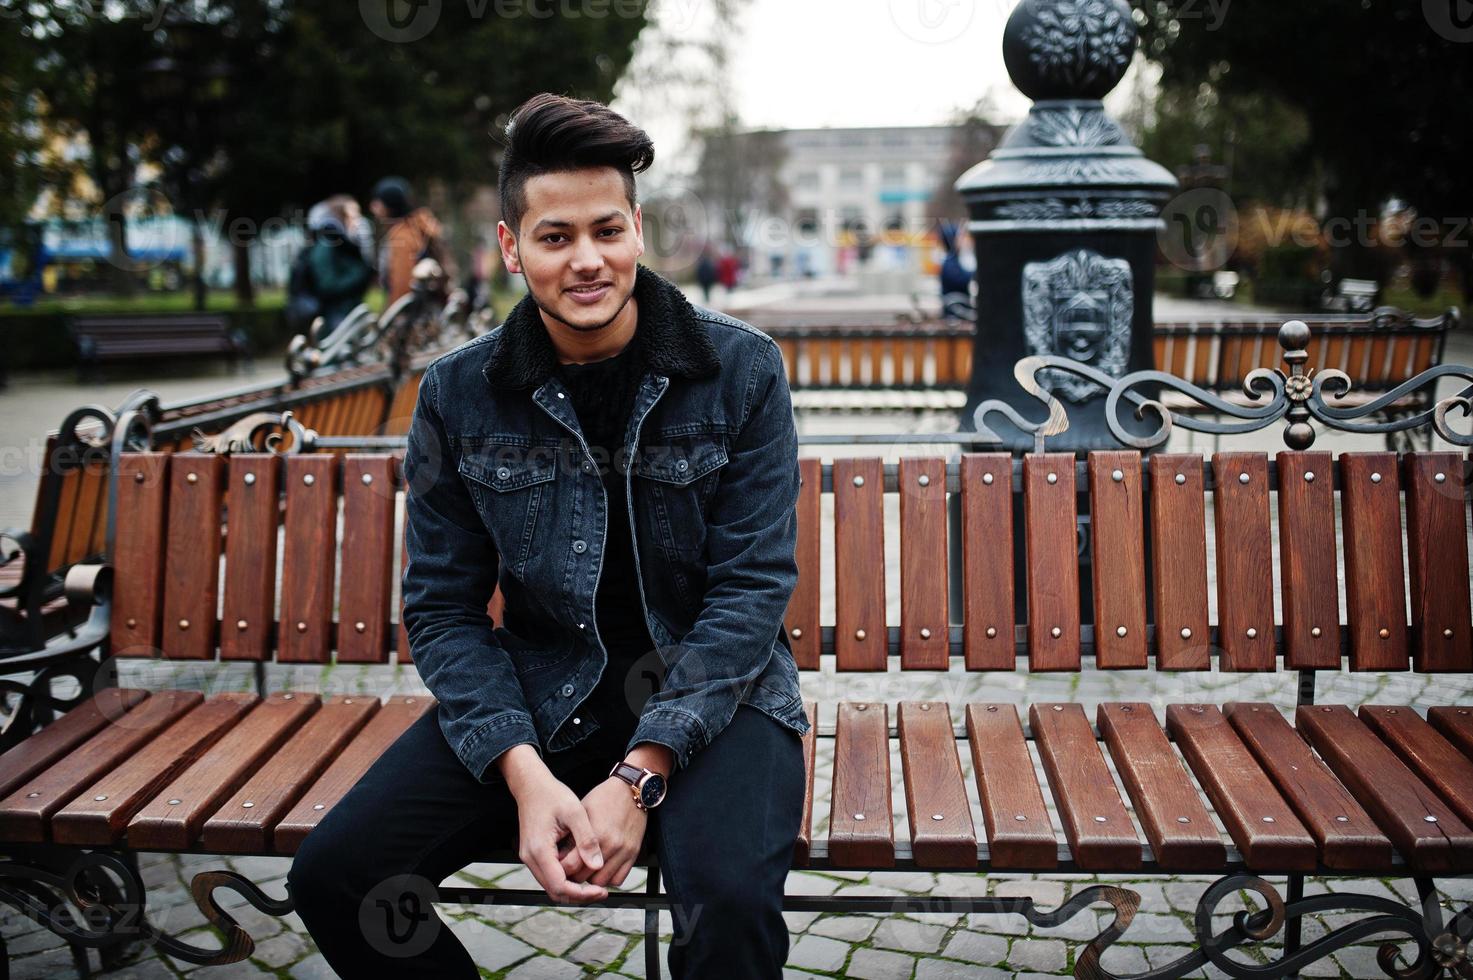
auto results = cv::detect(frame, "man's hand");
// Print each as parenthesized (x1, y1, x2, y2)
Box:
(511, 773, 608, 904)
(558, 777, 647, 888)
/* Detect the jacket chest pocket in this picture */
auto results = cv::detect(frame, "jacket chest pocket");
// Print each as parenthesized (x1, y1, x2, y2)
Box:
(458, 445, 559, 576)
(632, 434, 729, 558)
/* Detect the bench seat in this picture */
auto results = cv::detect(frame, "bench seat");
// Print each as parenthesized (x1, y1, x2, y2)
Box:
(3, 689, 1471, 880)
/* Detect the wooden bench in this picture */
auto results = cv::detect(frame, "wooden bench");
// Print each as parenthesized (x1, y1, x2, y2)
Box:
(746, 308, 1459, 428)
(0, 356, 436, 681)
(1, 426, 1472, 977)
(67, 315, 250, 380)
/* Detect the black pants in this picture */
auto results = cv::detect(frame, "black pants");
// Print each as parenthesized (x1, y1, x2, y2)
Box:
(288, 703, 806, 979)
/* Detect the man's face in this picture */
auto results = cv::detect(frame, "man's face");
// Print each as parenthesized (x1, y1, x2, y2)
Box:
(497, 166, 644, 333)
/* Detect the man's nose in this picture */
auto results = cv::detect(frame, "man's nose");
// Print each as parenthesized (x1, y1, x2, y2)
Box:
(569, 235, 604, 274)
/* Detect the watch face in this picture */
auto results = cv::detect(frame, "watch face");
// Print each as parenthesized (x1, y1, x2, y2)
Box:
(639, 773, 666, 808)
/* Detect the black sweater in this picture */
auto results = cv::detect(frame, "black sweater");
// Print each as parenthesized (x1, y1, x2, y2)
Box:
(551, 329, 657, 768)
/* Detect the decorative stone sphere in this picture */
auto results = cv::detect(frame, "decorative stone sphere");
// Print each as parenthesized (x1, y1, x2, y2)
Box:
(1002, 0, 1138, 102)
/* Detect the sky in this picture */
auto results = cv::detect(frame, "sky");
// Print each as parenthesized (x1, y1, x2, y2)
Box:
(615, 0, 1153, 189)
(728, 0, 1035, 130)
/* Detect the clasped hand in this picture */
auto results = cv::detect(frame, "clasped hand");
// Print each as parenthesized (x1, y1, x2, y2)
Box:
(515, 775, 647, 904)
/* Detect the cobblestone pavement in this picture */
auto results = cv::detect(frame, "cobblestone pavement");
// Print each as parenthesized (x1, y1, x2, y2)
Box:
(5, 303, 1473, 977)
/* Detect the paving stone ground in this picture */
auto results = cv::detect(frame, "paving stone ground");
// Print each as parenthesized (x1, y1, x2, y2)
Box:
(5, 298, 1473, 977)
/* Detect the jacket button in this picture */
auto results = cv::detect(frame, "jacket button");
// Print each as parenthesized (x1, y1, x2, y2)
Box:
(496, 466, 511, 480)
(572, 539, 587, 554)
(582, 461, 594, 473)
(572, 717, 582, 725)
(675, 458, 689, 472)
(561, 683, 575, 697)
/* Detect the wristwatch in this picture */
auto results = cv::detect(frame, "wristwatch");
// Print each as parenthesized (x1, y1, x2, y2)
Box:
(609, 760, 667, 810)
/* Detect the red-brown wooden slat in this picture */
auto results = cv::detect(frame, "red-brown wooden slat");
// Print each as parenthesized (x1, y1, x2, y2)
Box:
(1429, 706, 1473, 761)
(1210, 453, 1275, 670)
(0, 690, 149, 800)
(1225, 703, 1393, 871)
(794, 701, 818, 866)
(44, 466, 79, 572)
(961, 454, 1015, 670)
(828, 701, 894, 867)
(199, 694, 381, 853)
(127, 693, 320, 849)
(1360, 705, 1473, 829)
(1029, 702, 1140, 870)
(0, 690, 204, 842)
(1148, 454, 1210, 670)
(1166, 704, 1316, 871)
(112, 453, 171, 657)
(1098, 703, 1223, 870)
(786, 458, 821, 670)
(66, 457, 107, 564)
(1023, 455, 1080, 671)
(897, 701, 975, 867)
(1339, 453, 1409, 671)
(1275, 452, 1341, 669)
(833, 459, 886, 671)
(1296, 704, 1473, 873)
(899, 458, 949, 669)
(278, 455, 339, 663)
(966, 703, 1056, 869)
(272, 696, 434, 854)
(337, 456, 397, 663)
(160, 454, 225, 660)
(1403, 453, 1472, 671)
(1088, 452, 1147, 669)
(220, 455, 280, 662)
(51, 693, 259, 845)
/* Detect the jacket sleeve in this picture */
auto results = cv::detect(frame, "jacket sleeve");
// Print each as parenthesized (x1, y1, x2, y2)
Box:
(401, 365, 542, 784)
(625, 340, 800, 770)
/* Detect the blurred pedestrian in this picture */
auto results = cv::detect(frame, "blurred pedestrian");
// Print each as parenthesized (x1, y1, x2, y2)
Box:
(286, 199, 374, 339)
(717, 250, 739, 297)
(369, 177, 454, 305)
(695, 247, 718, 303)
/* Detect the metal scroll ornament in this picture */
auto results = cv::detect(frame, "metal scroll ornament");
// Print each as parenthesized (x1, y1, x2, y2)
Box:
(974, 319, 1473, 452)
(1022, 248, 1134, 403)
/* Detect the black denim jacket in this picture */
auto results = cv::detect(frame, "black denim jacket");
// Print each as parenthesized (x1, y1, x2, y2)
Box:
(401, 265, 810, 784)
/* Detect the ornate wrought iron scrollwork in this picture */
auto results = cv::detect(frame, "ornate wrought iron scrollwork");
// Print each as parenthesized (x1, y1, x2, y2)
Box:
(0, 852, 291, 968)
(973, 318, 1473, 452)
(1076, 873, 1463, 980)
(284, 257, 486, 381)
(190, 409, 317, 455)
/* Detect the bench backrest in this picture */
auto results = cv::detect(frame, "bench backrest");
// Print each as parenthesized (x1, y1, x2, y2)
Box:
(750, 308, 1456, 394)
(1152, 309, 1455, 392)
(106, 448, 1473, 678)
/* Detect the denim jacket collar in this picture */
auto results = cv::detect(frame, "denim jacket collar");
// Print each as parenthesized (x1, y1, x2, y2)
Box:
(481, 264, 723, 390)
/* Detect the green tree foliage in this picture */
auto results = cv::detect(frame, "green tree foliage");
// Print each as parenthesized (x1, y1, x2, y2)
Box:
(3, 0, 650, 298)
(1137, 0, 1473, 294)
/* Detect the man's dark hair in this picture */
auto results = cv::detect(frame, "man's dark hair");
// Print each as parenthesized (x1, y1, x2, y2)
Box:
(498, 93, 654, 237)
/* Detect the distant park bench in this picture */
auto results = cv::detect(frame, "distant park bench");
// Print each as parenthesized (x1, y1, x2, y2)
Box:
(740, 307, 1458, 430)
(67, 314, 250, 379)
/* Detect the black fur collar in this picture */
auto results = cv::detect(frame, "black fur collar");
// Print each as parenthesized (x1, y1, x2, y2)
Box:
(482, 264, 722, 390)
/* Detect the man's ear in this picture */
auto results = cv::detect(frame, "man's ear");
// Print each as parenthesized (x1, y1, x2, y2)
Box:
(633, 203, 645, 260)
(496, 219, 521, 274)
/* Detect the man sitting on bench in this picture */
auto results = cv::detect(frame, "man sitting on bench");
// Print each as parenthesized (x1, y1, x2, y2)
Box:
(288, 93, 812, 979)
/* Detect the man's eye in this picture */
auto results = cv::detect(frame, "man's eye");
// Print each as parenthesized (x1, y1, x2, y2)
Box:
(542, 234, 566, 244)
(599, 227, 623, 237)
